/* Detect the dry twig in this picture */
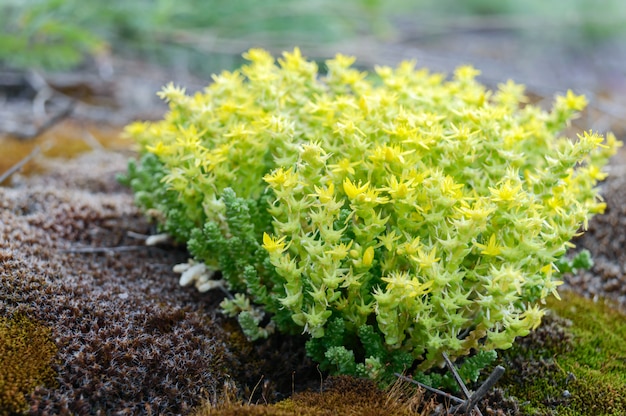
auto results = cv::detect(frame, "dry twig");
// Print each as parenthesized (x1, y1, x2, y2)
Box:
(442, 352, 483, 416)
(451, 366, 505, 415)
(60, 245, 150, 254)
(394, 356, 505, 416)
(11, 101, 76, 140)
(0, 146, 40, 184)
(394, 373, 464, 405)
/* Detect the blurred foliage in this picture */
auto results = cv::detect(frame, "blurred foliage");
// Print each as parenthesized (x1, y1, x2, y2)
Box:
(0, 0, 104, 70)
(0, 0, 387, 72)
(1, 0, 624, 73)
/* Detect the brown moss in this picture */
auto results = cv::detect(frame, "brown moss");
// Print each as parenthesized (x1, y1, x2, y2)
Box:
(194, 375, 435, 416)
(0, 313, 57, 415)
(0, 150, 239, 414)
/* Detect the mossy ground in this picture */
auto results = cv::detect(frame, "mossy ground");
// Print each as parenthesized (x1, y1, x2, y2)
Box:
(0, 313, 57, 415)
(0, 150, 242, 414)
(192, 375, 436, 416)
(494, 291, 626, 416)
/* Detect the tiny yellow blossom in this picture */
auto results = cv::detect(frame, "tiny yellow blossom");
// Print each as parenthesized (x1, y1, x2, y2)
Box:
(263, 233, 288, 254)
(146, 141, 169, 157)
(278, 47, 316, 74)
(264, 167, 298, 189)
(224, 123, 256, 138)
(124, 121, 148, 137)
(377, 230, 401, 251)
(328, 158, 361, 176)
(334, 119, 366, 137)
(329, 53, 356, 69)
(157, 82, 187, 103)
(396, 60, 417, 75)
(411, 247, 440, 270)
(242, 48, 274, 65)
(585, 165, 608, 182)
(210, 70, 244, 89)
(455, 199, 495, 224)
(559, 89, 588, 112)
(312, 183, 335, 204)
(382, 176, 411, 200)
(325, 241, 353, 261)
(343, 178, 370, 200)
(369, 145, 414, 165)
(374, 65, 393, 79)
(577, 131, 607, 152)
(454, 65, 481, 81)
(440, 175, 464, 199)
(489, 179, 523, 203)
(397, 236, 421, 257)
(496, 79, 527, 104)
(474, 234, 503, 256)
(361, 188, 389, 205)
(541, 264, 563, 300)
(545, 195, 566, 216)
(382, 271, 433, 297)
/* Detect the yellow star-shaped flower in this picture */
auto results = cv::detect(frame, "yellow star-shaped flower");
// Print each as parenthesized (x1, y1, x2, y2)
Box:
(474, 234, 503, 256)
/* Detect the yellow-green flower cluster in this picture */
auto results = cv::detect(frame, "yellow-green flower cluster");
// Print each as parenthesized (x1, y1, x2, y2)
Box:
(124, 48, 620, 379)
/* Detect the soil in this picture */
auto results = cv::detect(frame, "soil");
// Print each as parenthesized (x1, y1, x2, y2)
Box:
(1, 28, 626, 415)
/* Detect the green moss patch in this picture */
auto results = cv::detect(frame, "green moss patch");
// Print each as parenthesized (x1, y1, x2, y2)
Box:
(497, 290, 626, 415)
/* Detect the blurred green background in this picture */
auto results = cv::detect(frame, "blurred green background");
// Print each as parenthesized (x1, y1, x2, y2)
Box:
(1, 0, 625, 74)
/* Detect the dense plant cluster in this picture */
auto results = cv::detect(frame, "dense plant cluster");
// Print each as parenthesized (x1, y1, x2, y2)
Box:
(123, 48, 619, 381)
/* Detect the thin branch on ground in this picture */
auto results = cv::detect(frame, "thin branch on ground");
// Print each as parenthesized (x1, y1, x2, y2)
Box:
(0, 146, 40, 184)
(442, 353, 472, 399)
(442, 352, 483, 416)
(126, 230, 151, 240)
(395, 359, 506, 416)
(60, 245, 151, 254)
(450, 366, 505, 415)
(11, 101, 76, 140)
(394, 373, 465, 405)
(80, 126, 105, 150)
(247, 375, 265, 406)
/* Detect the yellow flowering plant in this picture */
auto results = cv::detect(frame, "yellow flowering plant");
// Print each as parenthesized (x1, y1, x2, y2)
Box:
(121, 48, 620, 383)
